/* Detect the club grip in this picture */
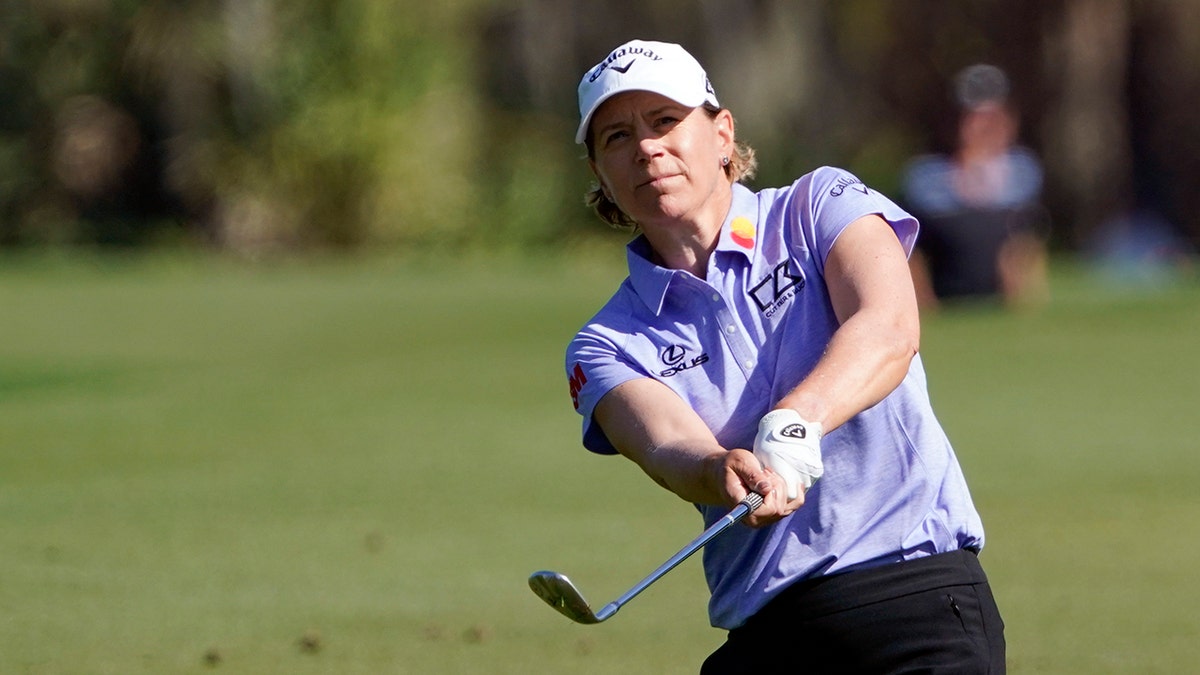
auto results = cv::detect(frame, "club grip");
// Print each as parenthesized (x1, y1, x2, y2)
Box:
(741, 491, 764, 512)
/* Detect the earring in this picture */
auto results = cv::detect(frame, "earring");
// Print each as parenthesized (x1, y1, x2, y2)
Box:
(721, 156, 730, 167)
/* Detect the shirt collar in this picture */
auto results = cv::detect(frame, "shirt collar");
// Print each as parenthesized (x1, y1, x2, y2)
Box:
(625, 183, 760, 315)
(714, 183, 761, 261)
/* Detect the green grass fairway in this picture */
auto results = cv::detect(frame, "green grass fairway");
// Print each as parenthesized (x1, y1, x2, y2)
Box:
(2, 251, 1198, 674)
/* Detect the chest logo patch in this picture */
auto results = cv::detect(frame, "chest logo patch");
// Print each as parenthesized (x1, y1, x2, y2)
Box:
(730, 217, 755, 249)
(660, 344, 709, 377)
(751, 261, 805, 316)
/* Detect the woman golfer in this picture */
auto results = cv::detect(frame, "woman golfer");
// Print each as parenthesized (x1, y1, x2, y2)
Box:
(565, 40, 1006, 673)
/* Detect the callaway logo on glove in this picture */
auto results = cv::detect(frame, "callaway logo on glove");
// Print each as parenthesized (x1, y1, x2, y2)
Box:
(753, 409, 824, 500)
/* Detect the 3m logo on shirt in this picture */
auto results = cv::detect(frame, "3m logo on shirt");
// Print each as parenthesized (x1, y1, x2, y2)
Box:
(751, 261, 805, 317)
(568, 363, 587, 410)
(659, 344, 709, 377)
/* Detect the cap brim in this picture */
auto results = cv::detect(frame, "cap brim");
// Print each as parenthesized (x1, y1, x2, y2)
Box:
(575, 85, 715, 144)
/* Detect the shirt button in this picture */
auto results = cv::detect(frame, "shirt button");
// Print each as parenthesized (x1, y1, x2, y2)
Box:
(745, 360, 755, 369)
(711, 293, 720, 302)
(726, 325, 737, 334)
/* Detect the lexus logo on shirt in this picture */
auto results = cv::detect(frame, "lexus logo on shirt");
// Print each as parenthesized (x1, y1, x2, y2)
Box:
(660, 344, 708, 377)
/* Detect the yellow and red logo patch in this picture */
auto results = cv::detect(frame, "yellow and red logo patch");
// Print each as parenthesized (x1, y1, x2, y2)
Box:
(730, 217, 755, 249)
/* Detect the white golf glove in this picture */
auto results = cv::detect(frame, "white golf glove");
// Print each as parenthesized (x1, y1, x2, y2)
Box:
(753, 409, 824, 500)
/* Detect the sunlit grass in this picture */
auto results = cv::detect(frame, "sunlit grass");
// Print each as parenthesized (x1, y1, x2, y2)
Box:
(1, 251, 1197, 673)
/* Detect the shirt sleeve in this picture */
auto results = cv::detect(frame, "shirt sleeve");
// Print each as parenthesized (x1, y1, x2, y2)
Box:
(802, 166, 920, 267)
(565, 323, 649, 455)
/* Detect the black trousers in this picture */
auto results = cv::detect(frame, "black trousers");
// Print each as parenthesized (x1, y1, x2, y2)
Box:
(701, 549, 1005, 674)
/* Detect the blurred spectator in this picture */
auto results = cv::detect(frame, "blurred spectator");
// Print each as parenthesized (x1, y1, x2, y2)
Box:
(901, 64, 1049, 311)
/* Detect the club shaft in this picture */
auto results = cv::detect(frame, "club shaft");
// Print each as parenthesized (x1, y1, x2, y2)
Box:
(594, 493, 763, 621)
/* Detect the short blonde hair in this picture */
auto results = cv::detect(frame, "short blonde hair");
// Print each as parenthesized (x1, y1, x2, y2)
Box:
(583, 108, 758, 230)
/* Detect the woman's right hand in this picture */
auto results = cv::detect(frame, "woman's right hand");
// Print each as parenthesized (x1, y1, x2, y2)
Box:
(717, 448, 806, 528)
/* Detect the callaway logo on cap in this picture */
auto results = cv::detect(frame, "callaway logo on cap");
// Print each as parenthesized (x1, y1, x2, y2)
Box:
(576, 39, 719, 144)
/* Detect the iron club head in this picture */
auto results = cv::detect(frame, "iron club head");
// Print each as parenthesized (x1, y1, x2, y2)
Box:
(527, 492, 763, 625)
(528, 571, 617, 624)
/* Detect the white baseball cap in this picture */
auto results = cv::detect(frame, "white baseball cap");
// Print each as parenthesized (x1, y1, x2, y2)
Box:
(575, 40, 719, 144)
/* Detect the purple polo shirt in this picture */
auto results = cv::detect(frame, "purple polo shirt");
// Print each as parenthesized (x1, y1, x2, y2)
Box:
(565, 167, 985, 629)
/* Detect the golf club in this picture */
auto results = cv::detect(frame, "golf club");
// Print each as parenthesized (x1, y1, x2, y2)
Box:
(528, 491, 764, 624)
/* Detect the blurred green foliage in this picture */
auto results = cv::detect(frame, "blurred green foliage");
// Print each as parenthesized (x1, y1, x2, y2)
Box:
(3, 1, 1199, 253)
(0, 0, 551, 251)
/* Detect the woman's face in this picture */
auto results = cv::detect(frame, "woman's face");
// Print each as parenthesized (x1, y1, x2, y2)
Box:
(588, 91, 733, 231)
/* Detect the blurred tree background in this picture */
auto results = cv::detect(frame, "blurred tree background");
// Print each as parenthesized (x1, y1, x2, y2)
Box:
(2, 0, 1198, 258)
